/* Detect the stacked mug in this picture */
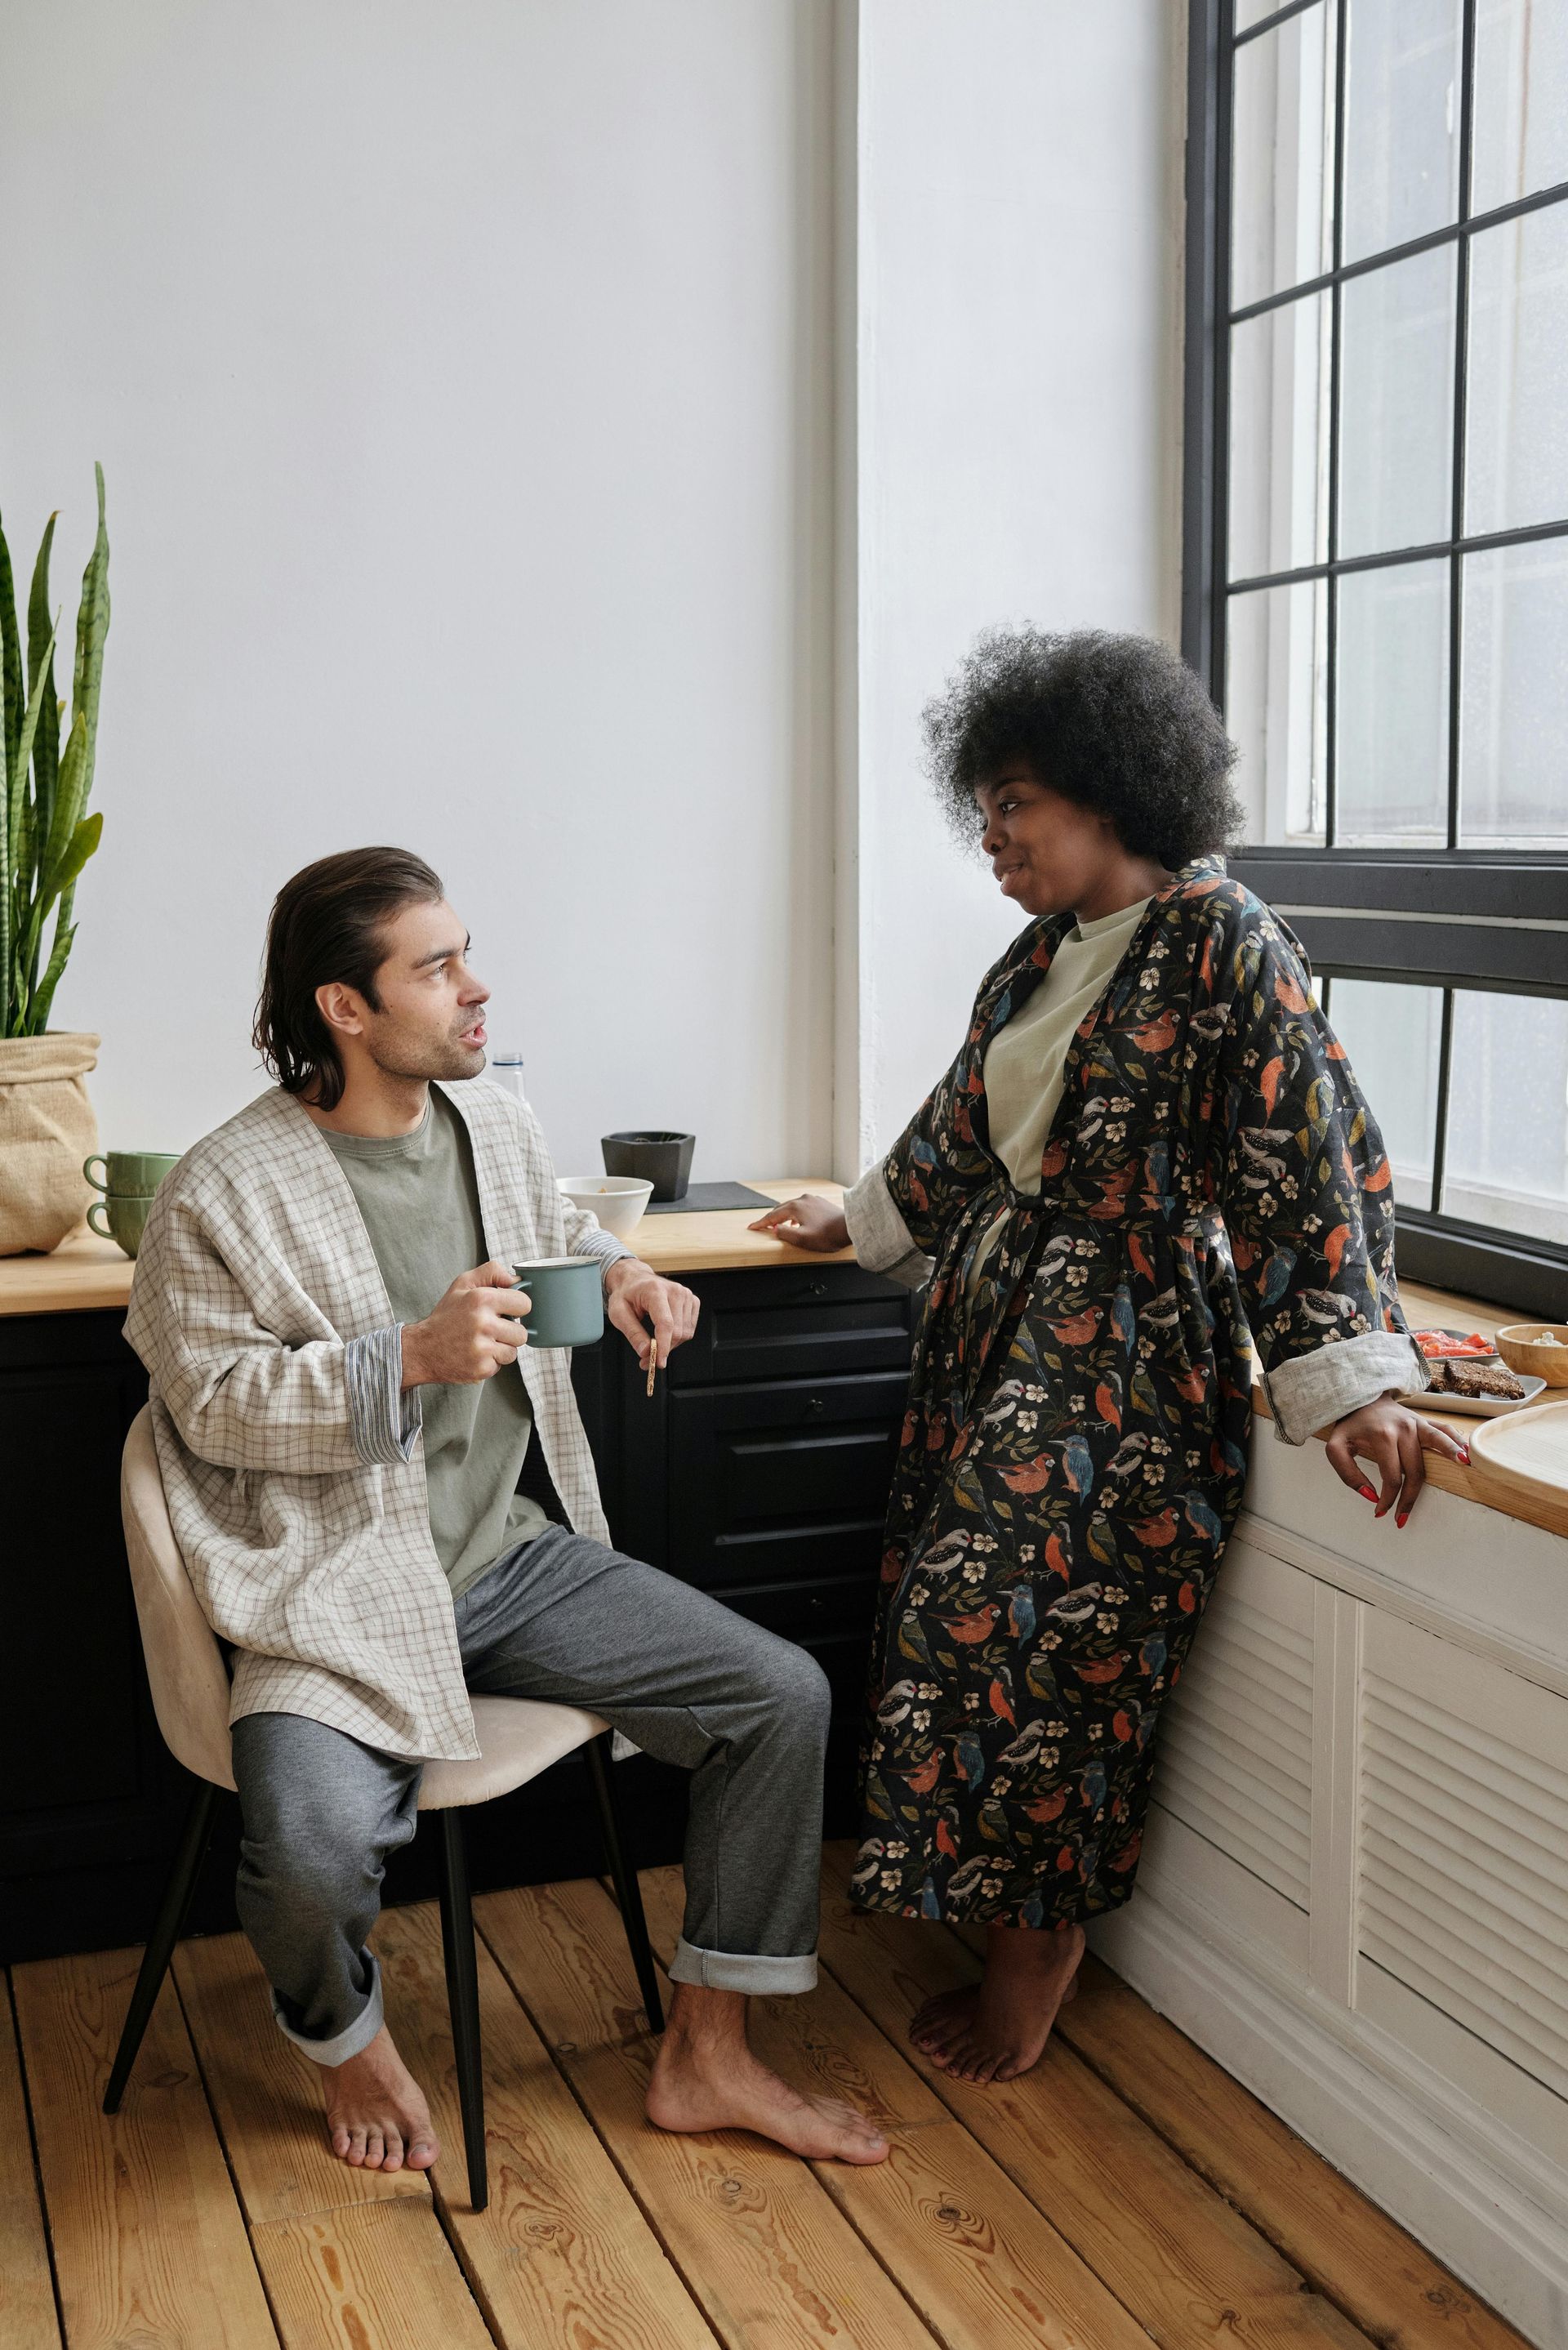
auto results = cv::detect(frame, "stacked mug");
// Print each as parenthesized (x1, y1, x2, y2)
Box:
(82, 1152, 180, 1260)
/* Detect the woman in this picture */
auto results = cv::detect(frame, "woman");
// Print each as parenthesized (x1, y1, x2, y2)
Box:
(755, 628, 1466, 2085)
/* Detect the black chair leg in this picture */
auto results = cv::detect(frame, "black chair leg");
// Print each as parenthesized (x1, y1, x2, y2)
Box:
(104, 1776, 221, 2114)
(437, 1808, 487, 2212)
(585, 1731, 665, 2033)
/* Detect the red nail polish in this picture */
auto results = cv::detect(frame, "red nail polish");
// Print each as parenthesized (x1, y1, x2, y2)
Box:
(1396, 1511, 1409, 1529)
(1357, 1483, 1377, 1502)
(1459, 1448, 1470, 1465)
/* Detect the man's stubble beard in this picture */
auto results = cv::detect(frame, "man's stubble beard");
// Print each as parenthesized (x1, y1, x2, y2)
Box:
(366, 1021, 486, 1085)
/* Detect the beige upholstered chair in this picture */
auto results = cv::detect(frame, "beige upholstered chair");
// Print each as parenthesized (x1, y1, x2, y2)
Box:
(104, 1405, 663, 2210)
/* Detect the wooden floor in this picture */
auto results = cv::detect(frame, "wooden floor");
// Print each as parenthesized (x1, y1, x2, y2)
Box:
(2, 1841, 1527, 2350)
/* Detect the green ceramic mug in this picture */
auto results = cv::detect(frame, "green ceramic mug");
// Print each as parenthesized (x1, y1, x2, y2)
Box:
(84, 1151, 180, 1197)
(510, 1256, 604, 1349)
(87, 1190, 156, 1258)
(83, 1152, 179, 1259)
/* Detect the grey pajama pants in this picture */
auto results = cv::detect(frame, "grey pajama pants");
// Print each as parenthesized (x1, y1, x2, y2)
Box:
(229, 1525, 833, 2065)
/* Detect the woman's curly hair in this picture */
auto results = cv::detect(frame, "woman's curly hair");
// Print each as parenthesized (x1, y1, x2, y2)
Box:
(922, 627, 1243, 868)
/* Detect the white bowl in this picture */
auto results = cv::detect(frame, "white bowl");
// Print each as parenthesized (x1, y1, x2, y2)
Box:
(558, 1175, 653, 1240)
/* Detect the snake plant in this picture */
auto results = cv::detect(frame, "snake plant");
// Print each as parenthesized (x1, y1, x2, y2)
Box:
(0, 463, 109, 1037)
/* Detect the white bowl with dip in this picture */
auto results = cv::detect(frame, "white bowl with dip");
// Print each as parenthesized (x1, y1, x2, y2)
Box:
(558, 1175, 654, 1240)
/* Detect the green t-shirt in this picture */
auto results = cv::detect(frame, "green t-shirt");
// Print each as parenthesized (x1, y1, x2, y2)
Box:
(322, 1091, 550, 1599)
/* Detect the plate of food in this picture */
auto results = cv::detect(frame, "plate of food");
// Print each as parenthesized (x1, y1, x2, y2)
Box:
(1413, 1327, 1498, 1362)
(1402, 1355, 1546, 1416)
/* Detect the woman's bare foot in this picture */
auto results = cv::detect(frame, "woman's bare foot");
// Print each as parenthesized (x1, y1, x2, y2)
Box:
(320, 2024, 439, 2171)
(645, 1985, 889, 2165)
(909, 1920, 1085, 2084)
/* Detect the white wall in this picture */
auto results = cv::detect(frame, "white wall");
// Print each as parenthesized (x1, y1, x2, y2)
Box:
(2, 0, 837, 1179)
(843, 0, 1187, 1169)
(2, 1, 1183, 1186)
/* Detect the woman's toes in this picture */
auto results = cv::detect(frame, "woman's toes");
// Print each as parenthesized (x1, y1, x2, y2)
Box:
(381, 2135, 404, 2173)
(363, 2129, 385, 2169)
(331, 2125, 351, 2157)
(408, 2136, 438, 2170)
(345, 2128, 368, 2166)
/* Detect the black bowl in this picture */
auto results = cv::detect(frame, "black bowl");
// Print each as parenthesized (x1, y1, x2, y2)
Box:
(602, 1129, 696, 1203)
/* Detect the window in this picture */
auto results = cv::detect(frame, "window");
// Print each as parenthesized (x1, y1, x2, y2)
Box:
(1186, 0, 1568, 1313)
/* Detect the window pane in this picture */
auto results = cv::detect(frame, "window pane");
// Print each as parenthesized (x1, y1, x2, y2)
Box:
(1227, 580, 1329, 843)
(1466, 202, 1568, 536)
(1343, 0, 1464, 265)
(1236, 0, 1301, 31)
(1446, 992, 1568, 1246)
(1472, 0, 1568, 216)
(1459, 538, 1568, 846)
(1338, 245, 1456, 557)
(1229, 292, 1331, 579)
(1325, 978, 1441, 1210)
(1232, 2, 1337, 311)
(1334, 560, 1450, 842)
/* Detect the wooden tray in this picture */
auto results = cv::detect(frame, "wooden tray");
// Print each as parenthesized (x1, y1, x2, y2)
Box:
(1468, 1400, 1568, 1510)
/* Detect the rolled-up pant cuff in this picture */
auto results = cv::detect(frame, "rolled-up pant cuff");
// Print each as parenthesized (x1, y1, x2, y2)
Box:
(667, 1937, 818, 1995)
(271, 1950, 385, 2067)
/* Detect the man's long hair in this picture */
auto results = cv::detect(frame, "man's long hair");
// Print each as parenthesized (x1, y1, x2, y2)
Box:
(253, 846, 444, 1110)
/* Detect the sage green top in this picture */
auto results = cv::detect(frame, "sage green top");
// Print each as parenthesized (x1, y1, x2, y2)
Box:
(969, 895, 1153, 1287)
(322, 1090, 550, 1599)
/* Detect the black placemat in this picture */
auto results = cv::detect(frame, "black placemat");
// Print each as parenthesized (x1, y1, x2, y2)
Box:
(641, 1181, 779, 1215)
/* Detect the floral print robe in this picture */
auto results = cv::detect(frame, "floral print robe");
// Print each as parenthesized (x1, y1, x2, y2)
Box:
(852, 858, 1410, 1927)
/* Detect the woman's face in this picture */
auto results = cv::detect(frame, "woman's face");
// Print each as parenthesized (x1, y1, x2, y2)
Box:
(974, 765, 1120, 917)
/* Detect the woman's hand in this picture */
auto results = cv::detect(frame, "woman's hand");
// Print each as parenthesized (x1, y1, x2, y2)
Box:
(1323, 1394, 1469, 1527)
(749, 1193, 850, 1253)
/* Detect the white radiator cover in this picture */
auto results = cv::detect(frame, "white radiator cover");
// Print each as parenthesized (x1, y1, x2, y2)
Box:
(1093, 1432, 1568, 2349)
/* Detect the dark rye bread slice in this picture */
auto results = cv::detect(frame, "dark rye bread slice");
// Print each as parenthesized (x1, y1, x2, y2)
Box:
(1427, 1356, 1528, 1400)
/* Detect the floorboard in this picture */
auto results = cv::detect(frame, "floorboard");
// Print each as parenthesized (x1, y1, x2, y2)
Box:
(13, 1946, 278, 2350)
(1047, 1950, 1530, 2350)
(375, 1897, 719, 2350)
(477, 1873, 938, 2350)
(0, 1977, 61, 2350)
(9, 1844, 1530, 2350)
(633, 1862, 1160, 2350)
(898, 1860, 1528, 2350)
(814, 1862, 1373, 2350)
(248, 2199, 492, 2350)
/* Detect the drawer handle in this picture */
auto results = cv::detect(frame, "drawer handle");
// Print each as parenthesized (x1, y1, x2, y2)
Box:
(806, 1395, 826, 1416)
(804, 1278, 827, 1297)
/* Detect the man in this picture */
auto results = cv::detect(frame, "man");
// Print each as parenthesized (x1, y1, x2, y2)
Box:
(127, 845, 886, 2173)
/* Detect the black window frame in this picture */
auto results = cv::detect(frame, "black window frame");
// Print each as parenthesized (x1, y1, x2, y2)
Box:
(1185, 0, 1568, 1318)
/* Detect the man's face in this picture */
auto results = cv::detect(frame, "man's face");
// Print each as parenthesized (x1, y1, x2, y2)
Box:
(321, 897, 490, 1082)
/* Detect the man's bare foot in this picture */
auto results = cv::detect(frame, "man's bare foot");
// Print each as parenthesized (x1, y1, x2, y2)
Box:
(645, 1985, 889, 2165)
(909, 1920, 1085, 2084)
(320, 2024, 439, 2171)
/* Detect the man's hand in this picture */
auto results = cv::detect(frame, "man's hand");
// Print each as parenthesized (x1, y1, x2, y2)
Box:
(401, 1260, 531, 1389)
(604, 1257, 700, 1373)
(748, 1193, 849, 1253)
(1323, 1392, 1469, 1527)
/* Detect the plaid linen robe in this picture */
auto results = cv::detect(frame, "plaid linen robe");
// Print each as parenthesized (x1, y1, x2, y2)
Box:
(125, 1080, 612, 1762)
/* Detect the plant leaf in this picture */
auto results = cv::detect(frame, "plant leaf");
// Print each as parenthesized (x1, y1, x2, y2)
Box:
(9, 623, 58, 876)
(48, 810, 101, 903)
(42, 706, 86, 889)
(69, 463, 109, 809)
(27, 916, 76, 1037)
(0, 511, 20, 787)
(26, 514, 59, 849)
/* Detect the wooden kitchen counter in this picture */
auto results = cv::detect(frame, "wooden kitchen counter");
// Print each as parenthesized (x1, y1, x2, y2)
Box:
(3, 1208, 1561, 1540)
(0, 1178, 853, 1317)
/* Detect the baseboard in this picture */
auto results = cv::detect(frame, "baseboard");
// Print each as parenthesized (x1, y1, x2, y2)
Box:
(1091, 1890, 1568, 2349)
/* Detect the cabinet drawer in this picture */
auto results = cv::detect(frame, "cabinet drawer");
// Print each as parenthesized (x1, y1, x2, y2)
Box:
(710, 1573, 879, 1643)
(670, 1371, 905, 1586)
(672, 1266, 914, 1386)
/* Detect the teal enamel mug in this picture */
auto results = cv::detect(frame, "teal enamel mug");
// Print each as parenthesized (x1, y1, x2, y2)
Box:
(510, 1256, 604, 1349)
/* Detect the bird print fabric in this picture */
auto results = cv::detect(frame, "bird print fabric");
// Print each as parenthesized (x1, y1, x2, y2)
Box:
(855, 858, 1404, 1927)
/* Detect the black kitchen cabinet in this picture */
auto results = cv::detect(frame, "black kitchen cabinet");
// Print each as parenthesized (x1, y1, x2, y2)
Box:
(0, 1263, 913, 1963)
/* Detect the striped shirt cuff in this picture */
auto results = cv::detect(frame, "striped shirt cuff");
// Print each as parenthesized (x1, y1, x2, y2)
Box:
(345, 1327, 421, 1466)
(572, 1228, 635, 1275)
(843, 1165, 933, 1290)
(1265, 1330, 1428, 1446)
